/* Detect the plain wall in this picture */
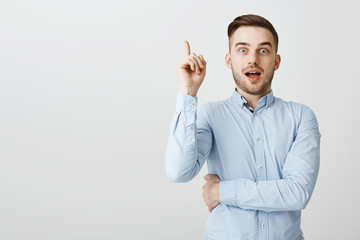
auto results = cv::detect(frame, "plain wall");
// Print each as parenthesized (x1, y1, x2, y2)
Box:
(0, 0, 359, 239)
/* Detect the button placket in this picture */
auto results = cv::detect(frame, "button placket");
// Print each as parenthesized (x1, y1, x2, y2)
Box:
(253, 110, 266, 181)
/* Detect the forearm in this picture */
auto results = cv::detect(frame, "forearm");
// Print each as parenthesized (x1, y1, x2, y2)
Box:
(165, 93, 212, 183)
(220, 107, 321, 212)
(220, 175, 317, 212)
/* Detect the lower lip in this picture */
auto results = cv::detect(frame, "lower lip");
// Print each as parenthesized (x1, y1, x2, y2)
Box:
(246, 74, 261, 82)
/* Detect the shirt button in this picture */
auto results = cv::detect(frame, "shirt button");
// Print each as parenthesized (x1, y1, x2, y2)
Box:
(254, 112, 257, 116)
(189, 126, 193, 130)
(259, 165, 263, 170)
(191, 102, 195, 107)
(261, 224, 266, 228)
(256, 137, 260, 142)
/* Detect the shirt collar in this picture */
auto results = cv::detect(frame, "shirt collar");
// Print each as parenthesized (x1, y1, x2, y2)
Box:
(231, 88, 275, 109)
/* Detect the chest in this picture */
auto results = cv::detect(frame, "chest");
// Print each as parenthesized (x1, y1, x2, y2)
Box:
(208, 106, 298, 180)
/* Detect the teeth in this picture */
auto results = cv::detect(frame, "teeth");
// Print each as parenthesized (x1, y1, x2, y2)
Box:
(245, 70, 261, 76)
(246, 71, 260, 76)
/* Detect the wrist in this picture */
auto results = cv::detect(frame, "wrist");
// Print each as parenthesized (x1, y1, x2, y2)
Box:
(219, 180, 237, 206)
(178, 87, 198, 97)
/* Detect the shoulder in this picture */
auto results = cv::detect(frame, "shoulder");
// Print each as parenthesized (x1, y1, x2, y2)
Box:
(274, 97, 319, 131)
(198, 97, 233, 116)
(274, 97, 316, 116)
(202, 94, 236, 110)
(197, 97, 233, 126)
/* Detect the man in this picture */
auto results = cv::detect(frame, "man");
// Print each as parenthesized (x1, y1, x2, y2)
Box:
(166, 14, 320, 240)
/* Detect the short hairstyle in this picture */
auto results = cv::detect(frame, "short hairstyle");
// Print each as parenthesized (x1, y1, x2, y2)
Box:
(227, 14, 279, 53)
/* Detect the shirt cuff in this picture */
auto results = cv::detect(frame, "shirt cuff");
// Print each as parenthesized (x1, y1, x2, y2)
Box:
(176, 93, 198, 112)
(219, 180, 238, 206)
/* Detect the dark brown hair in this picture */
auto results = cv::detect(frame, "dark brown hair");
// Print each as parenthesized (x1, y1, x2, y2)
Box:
(228, 14, 279, 53)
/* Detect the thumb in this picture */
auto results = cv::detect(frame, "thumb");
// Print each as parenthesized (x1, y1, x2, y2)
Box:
(204, 174, 210, 180)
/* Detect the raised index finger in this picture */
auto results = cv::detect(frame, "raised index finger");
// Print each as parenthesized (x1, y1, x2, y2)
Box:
(184, 40, 191, 57)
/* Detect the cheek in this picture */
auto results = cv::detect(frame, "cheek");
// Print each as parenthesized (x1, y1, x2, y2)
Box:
(262, 58, 276, 70)
(231, 57, 246, 68)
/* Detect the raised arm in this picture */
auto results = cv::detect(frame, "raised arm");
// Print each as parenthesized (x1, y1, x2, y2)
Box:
(165, 41, 211, 183)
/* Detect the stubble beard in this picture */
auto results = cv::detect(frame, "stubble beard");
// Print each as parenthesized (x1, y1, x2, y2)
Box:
(232, 65, 275, 96)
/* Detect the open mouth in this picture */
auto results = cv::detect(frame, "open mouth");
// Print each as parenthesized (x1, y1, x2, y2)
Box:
(245, 70, 261, 81)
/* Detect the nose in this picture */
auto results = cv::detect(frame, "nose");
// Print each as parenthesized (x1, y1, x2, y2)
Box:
(248, 51, 258, 65)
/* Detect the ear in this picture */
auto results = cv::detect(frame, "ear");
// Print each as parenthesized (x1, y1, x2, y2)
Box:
(275, 54, 281, 70)
(225, 53, 232, 69)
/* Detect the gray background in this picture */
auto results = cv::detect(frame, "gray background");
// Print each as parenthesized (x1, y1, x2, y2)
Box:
(0, 0, 359, 239)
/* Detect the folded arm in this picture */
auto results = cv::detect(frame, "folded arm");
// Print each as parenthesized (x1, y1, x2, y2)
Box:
(219, 106, 321, 212)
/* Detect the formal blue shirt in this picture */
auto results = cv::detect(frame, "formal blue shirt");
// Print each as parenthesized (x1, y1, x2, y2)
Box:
(166, 89, 321, 240)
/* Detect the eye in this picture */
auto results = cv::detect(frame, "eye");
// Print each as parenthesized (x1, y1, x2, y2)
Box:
(260, 48, 268, 54)
(239, 48, 246, 53)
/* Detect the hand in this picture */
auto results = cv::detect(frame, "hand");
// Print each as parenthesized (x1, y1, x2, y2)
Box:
(202, 174, 220, 212)
(177, 40, 207, 97)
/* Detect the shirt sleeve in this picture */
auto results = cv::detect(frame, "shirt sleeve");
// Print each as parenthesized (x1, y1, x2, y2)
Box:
(219, 106, 321, 212)
(165, 93, 213, 183)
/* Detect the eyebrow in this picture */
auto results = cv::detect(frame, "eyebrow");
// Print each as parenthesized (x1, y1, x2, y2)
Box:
(235, 41, 273, 48)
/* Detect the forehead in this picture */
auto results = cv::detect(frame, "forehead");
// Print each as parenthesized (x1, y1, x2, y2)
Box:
(230, 26, 275, 47)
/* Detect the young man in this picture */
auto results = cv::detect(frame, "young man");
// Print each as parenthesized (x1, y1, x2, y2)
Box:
(166, 14, 320, 240)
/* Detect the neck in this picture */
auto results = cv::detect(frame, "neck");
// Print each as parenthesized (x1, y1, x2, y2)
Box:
(236, 87, 271, 110)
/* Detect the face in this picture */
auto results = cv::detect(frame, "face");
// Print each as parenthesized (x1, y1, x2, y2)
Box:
(225, 26, 281, 96)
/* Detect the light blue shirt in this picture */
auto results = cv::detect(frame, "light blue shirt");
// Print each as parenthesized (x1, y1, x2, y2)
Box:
(165, 89, 321, 240)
